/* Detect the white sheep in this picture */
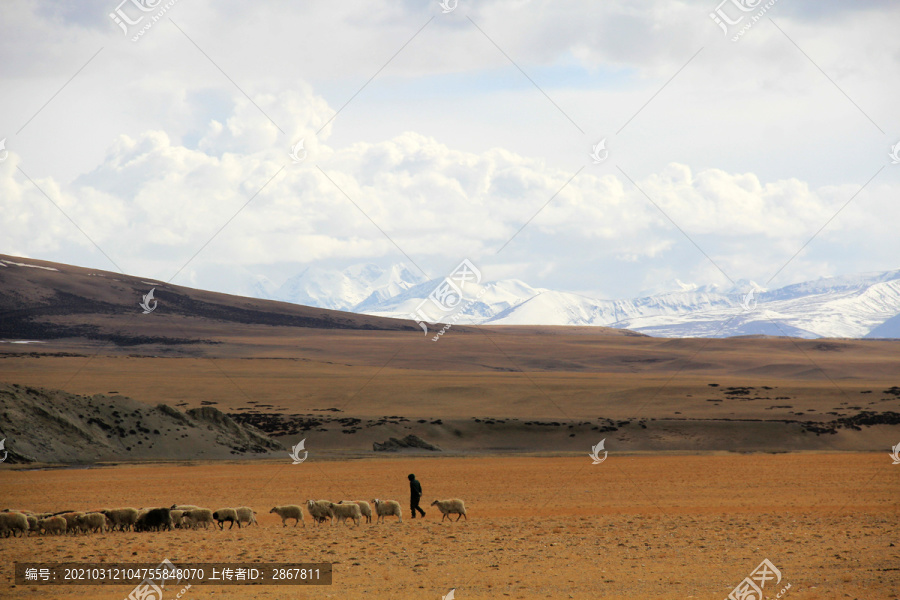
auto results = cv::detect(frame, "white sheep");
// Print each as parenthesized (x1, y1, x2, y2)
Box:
(371, 499, 402, 524)
(26, 514, 39, 535)
(182, 508, 213, 529)
(38, 516, 67, 535)
(305, 500, 333, 525)
(328, 502, 361, 526)
(213, 508, 241, 530)
(270, 505, 304, 527)
(235, 507, 258, 527)
(339, 500, 372, 524)
(170, 509, 185, 528)
(75, 512, 109, 534)
(59, 511, 85, 535)
(430, 499, 467, 522)
(0, 511, 29, 537)
(101, 507, 139, 532)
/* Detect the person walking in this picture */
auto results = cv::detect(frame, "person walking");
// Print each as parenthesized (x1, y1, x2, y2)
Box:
(408, 473, 426, 519)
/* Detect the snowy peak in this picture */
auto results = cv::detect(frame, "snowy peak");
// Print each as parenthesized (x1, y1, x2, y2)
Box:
(257, 264, 900, 338)
(273, 263, 426, 312)
(766, 269, 900, 300)
(638, 278, 702, 297)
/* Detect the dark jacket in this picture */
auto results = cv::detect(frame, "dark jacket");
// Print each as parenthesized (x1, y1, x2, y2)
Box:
(410, 479, 422, 497)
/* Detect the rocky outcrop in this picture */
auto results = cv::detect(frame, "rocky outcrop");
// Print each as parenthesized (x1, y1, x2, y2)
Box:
(186, 406, 281, 452)
(0, 383, 284, 463)
(373, 434, 441, 452)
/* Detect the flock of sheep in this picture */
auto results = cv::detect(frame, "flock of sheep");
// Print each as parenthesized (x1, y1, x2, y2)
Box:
(0, 498, 467, 536)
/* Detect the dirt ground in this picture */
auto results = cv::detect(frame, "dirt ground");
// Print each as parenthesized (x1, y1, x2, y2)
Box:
(3, 334, 899, 424)
(1, 453, 897, 600)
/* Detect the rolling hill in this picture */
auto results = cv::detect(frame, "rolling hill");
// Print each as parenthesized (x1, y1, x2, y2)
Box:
(0, 254, 425, 346)
(1, 254, 898, 458)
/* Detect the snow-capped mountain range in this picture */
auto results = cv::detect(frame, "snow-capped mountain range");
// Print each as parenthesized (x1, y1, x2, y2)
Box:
(255, 265, 900, 339)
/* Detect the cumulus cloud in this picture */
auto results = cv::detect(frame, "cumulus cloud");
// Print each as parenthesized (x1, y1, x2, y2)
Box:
(3, 82, 898, 298)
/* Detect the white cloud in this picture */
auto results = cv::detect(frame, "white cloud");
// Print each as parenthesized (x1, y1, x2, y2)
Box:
(1, 0, 898, 299)
(3, 83, 898, 298)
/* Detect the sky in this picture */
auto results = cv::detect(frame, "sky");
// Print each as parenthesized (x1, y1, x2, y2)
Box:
(1, 0, 899, 300)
